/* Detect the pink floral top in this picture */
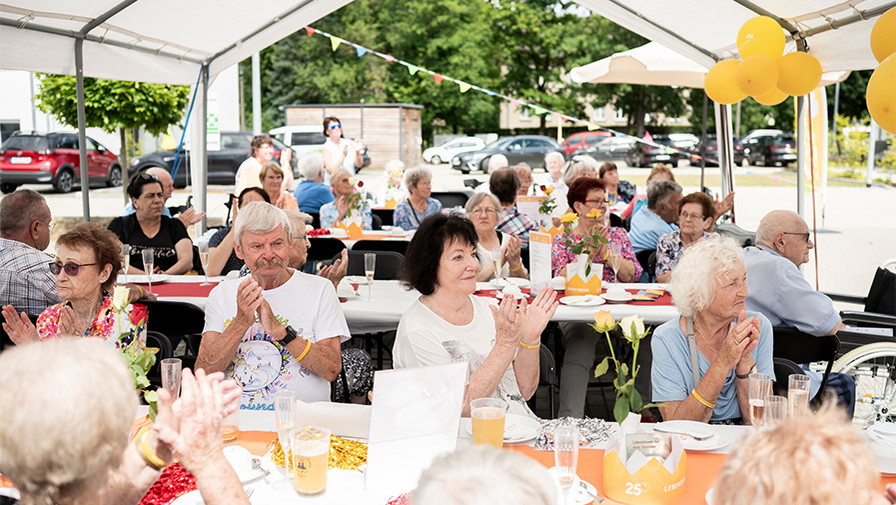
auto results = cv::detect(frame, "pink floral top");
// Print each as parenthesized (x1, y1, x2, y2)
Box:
(37, 293, 147, 349)
(551, 227, 643, 282)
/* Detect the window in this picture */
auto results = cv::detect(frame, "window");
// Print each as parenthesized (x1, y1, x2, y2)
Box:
(0, 121, 20, 143)
(593, 107, 606, 121)
(520, 108, 533, 122)
(508, 140, 525, 150)
(290, 132, 325, 145)
(86, 138, 100, 151)
(614, 108, 625, 121)
(57, 135, 78, 150)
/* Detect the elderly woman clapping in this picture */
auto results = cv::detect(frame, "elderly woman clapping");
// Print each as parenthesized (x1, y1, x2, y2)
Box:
(651, 237, 774, 424)
(464, 192, 527, 282)
(393, 166, 442, 231)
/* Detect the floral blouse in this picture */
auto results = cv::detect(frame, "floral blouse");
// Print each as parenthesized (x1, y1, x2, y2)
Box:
(551, 227, 642, 282)
(655, 230, 717, 276)
(37, 292, 147, 350)
(393, 198, 443, 231)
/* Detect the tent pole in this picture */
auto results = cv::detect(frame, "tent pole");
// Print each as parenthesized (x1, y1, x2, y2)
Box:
(75, 38, 90, 222)
(867, 120, 879, 188)
(252, 52, 262, 134)
(796, 95, 807, 218)
(713, 101, 734, 219)
(700, 93, 708, 190)
(199, 64, 209, 234)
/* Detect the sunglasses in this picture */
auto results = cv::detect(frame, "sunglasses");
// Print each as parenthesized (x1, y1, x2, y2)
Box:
(328, 123, 343, 130)
(49, 261, 98, 276)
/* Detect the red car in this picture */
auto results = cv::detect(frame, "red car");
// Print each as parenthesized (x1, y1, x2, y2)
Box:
(0, 132, 121, 193)
(560, 131, 612, 157)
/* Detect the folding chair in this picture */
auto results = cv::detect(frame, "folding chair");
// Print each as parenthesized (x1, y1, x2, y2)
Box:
(772, 327, 839, 403)
(140, 300, 206, 361)
(344, 250, 404, 280)
(372, 208, 394, 227)
(526, 344, 558, 419)
(431, 191, 472, 209)
(146, 330, 174, 390)
(352, 239, 408, 257)
(308, 237, 348, 263)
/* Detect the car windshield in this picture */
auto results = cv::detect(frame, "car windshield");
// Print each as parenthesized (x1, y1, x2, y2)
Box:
(290, 132, 326, 145)
(487, 138, 512, 149)
(2, 135, 49, 151)
(776, 135, 796, 143)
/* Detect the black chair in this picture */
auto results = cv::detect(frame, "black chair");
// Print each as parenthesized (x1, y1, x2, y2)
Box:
(308, 237, 347, 263)
(431, 191, 472, 209)
(305, 212, 322, 230)
(372, 208, 394, 227)
(344, 250, 404, 280)
(773, 327, 839, 403)
(773, 357, 806, 396)
(609, 213, 624, 228)
(352, 239, 408, 256)
(527, 344, 558, 419)
(635, 249, 656, 282)
(146, 330, 174, 390)
(140, 300, 206, 357)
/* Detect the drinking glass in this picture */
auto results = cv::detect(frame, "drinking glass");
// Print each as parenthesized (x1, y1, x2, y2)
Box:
(197, 238, 211, 285)
(274, 391, 296, 484)
(763, 395, 788, 426)
(222, 408, 240, 444)
(788, 374, 811, 418)
(160, 358, 181, 399)
(491, 247, 503, 287)
(121, 244, 130, 284)
(291, 426, 331, 496)
(748, 372, 772, 427)
(364, 253, 376, 301)
(554, 425, 580, 505)
(470, 398, 508, 448)
(609, 242, 622, 281)
(141, 249, 154, 291)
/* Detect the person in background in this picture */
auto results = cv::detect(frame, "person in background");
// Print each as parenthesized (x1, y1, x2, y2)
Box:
(293, 153, 334, 214)
(543, 151, 565, 189)
(379, 160, 407, 208)
(599, 161, 635, 205)
(259, 161, 299, 211)
(490, 168, 538, 245)
(488, 154, 509, 173)
(393, 166, 442, 231)
(655, 192, 717, 283)
(123, 167, 204, 228)
(319, 169, 373, 230)
(549, 155, 600, 226)
(0, 338, 247, 505)
(513, 163, 534, 196)
(652, 237, 774, 424)
(628, 180, 683, 254)
(235, 134, 294, 195)
(621, 164, 676, 221)
(464, 192, 527, 282)
(321, 116, 365, 183)
(205, 187, 270, 277)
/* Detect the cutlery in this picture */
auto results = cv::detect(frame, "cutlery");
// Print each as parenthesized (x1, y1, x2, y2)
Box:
(579, 479, 603, 503)
(652, 426, 714, 441)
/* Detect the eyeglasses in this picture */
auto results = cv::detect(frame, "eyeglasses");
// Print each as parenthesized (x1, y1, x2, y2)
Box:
(470, 208, 498, 216)
(783, 232, 811, 242)
(294, 234, 309, 242)
(679, 212, 706, 221)
(49, 261, 97, 276)
(584, 199, 609, 205)
(328, 123, 343, 130)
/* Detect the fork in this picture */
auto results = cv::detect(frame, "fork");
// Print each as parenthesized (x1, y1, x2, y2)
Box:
(652, 426, 714, 440)
(579, 480, 604, 503)
(245, 487, 255, 499)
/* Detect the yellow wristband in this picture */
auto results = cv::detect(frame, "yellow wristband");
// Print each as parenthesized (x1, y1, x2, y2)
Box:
(691, 389, 716, 409)
(519, 340, 540, 350)
(601, 249, 610, 261)
(295, 339, 312, 361)
(137, 431, 171, 471)
(509, 264, 523, 272)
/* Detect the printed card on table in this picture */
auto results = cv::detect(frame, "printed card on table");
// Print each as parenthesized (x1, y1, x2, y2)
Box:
(528, 231, 552, 294)
(517, 195, 545, 222)
(364, 363, 467, 502)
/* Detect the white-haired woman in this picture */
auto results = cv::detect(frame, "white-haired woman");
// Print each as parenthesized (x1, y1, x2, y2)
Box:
(393, 166, 442, 231)
(293, 153, 334, 214)
(379, 159, 408, 208)
(319, 169, 372, 230)
(464, 192, 527, 282)
(651, 237, 774, 424)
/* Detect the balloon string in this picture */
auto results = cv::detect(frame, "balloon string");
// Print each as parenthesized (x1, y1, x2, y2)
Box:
(807, 96, 820, 291)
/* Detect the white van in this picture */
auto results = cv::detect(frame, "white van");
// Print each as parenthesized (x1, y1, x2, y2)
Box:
(269, 125, 326, 159)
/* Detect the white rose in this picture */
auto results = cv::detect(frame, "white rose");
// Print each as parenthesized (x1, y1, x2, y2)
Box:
(620, 315, 646, 341)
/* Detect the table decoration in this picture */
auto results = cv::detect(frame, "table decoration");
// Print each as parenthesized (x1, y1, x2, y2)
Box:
(111, 286, 159, 417)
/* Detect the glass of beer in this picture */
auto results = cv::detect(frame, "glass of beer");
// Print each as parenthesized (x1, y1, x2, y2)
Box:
(291, 426, 331, 496)
(788, 374, 811, 418)
(470, 398, 508, 448)
(748, 372, 772, 427)
(222, 408, 239, 444)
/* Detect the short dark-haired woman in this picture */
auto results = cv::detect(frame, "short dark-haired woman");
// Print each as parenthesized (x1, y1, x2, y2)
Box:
(392, 213, 558, 418)
(321, 116, 365, 184)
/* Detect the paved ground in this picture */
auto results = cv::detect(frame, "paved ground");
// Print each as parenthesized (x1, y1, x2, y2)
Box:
(25, 161, 896, 302)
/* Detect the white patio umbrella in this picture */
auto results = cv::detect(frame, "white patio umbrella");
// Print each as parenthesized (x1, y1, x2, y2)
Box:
(568, 42, 709, 88)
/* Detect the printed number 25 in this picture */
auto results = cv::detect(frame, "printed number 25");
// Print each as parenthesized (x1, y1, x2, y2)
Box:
(625, 482, 643, 496)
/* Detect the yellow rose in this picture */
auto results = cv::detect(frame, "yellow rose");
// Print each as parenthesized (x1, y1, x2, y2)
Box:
(544, 187, 554, 195)
(560, 212, 578, 224)
(586, 208, 603, 219)
(592, 310, 617, 332)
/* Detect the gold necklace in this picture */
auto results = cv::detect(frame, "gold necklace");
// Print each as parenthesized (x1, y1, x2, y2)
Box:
(694, 322, 720, 354)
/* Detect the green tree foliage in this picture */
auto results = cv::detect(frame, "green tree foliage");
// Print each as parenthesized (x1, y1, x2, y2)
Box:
(687, 91, 795, 137)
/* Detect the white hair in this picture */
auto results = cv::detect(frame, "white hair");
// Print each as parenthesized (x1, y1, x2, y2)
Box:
(0, 339, 137, 505)
(487, 154, 509, 172)
(298, 153, 325, 180)
(562, 155, 600, 185)
(464, 191, 501, 215)
(545, 151, 564, 165)
(234, 201, 291, 246)
(412, 445, 556, 505)
(404, 166, 433, 189)
(283, 209, 312, 237)
(669, 237, 744, 318)
(383, 159, 405, 178)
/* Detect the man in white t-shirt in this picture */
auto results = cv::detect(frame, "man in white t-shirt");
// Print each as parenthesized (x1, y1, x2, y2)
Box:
(196, 202, 347, 410)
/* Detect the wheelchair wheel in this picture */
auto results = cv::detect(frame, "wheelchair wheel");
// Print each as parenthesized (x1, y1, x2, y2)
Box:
(833, 342, 896, 425)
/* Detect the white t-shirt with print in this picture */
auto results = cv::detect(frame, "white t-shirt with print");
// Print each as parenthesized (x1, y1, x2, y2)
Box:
(393, 295, 536, 418)
(203, 270, 350, 409)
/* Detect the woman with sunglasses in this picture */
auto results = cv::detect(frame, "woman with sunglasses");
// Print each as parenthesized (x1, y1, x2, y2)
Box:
(321, 116, 365, 183)
(108, 173, 194, 275)
(1, 222, 147, 346)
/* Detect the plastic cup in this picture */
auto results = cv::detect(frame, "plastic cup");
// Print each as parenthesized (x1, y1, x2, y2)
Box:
(291, 426, 331, 496)
(470, 398, 508, 448)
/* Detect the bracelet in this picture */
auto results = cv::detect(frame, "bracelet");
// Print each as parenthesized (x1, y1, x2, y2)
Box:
(691, 389, 716, 409)
(518, 340, 540, 350)
(509, 264, 523, 272)
(601, 249, 610, 261)
(137, 431, 171, 471)
(136, 286, 145, 298)
(295, 339, 312, 361)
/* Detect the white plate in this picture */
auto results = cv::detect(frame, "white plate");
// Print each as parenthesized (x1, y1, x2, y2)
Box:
(492, 277, 531, 289)
(653, 421, 730, 452)
(547, 467, 599, 505)
(343, 275, 369, 285)
(602, 292, 633, 303)
(462, 413, 540, 443)
(327, 228, 348, 238)
(706, 487, 715, 504)
(870, 422, 896, 439)
(126, 274, 170, 284)
(559, 295, 606, 307)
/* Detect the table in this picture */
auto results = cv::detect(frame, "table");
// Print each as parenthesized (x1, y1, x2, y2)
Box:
(311, 230, 412, 250)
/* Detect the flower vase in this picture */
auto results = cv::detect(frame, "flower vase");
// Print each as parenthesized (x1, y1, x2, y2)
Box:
(342, 213, 364, 239)
(565, 253, 602, 296)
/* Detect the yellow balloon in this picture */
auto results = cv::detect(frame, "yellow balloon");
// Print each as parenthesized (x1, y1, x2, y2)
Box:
(754, 87, 788, 106)
(704, 60, 747, 105)
(737, 16, 786, 59)
(777, 52, 822, 96)
(735, 54, 779, 96)
(870, 7, 896, 63)
(867, 53, 896, 134)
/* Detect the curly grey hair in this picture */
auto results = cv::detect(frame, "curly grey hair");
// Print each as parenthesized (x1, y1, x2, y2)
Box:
(404, 166, 433, 191)
(669, 236, 744, 318)
(298, 153, 325, 180)
(562, 155, 600, 185)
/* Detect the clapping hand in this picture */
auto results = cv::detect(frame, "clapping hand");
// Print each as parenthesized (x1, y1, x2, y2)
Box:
(233, 277, 264, 327)
(178, 206, 206, 227)
(1, 305, 39, 344)
(518, 288, 559, 344)
(57, 304, 80, 337)
(319, 249, 348, 288)
(717, 309, 760, 369)
(502, 236, 523, 267)
(491, 295, 521, 349)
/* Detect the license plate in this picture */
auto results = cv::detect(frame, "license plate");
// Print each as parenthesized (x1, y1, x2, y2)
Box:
(655, 155, 671, 160)
(9, 156, 31, 164)
(781, 154, 796, 160)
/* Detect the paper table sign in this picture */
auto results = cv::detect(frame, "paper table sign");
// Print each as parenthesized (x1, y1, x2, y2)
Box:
(364, 363, 467, 502)
(528, 231, 552, 294)
(517, 195, 544, 222)
(295, 401, 371, 439)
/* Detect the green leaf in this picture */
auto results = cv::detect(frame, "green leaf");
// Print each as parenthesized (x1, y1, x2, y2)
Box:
(620, 362, 629, 378)
(594, 356, 611, 378)
(614, 397, 630, 424)
(630, 389, 643, 412)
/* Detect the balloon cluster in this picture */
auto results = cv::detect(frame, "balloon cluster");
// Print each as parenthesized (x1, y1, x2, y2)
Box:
(866, 7, 896, 134)
(704, 16, 821, 106)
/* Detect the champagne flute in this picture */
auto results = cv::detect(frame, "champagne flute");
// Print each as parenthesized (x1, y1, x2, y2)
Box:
(491, 247, 503, 288)
(274, 391, 296, 486)
(609, 242, 622, 282)
(121, 244, 130, 284)
(141, 248, 154, 291)
(748, 372, 772, 427)
(788, 374, 811, 418)
(197, 238, 210, 285)
(364, 253, 376, 301)
(554, 425, 580, 505)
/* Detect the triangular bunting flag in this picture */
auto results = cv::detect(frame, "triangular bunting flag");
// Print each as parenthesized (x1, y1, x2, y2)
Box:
(643, 130, 653, 144)
(304, 26, 315, 36)
(330, 37, 341, 51)
(532, 105, 548, 115)
(384, 55, 395, 62)
(587, 123, 600, 131)
(355, 46, 367, 58)
(458, 82, 471, 93)
(510, 98, 521, 109)
(561, 115, 570, 122)
(434, 74, 444, 84)
(407, 64, 420, 75)
(485, 90, 496, 96)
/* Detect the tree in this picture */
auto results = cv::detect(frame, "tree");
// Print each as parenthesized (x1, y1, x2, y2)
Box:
(34, 75, 190, 198)
(686, 91, 795, 136)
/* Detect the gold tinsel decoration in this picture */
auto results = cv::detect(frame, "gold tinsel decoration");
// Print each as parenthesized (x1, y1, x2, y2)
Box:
(268, 435, 368, 472)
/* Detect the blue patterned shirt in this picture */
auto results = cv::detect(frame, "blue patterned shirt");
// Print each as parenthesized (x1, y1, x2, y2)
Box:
(393, 198, 442, 231)
(319, 199, 373, 230)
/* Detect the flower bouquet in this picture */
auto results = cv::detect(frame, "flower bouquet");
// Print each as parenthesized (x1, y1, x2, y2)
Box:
(111, 286, 159, 417)
(560, 210, 608, 295)
(344, 178, 365, 219)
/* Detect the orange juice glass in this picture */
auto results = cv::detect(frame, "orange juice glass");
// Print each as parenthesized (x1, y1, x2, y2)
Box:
(470, 398, 508, 448)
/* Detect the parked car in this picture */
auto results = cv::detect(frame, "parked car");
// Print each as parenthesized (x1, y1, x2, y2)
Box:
(128, 131, 297, 188)
(450, 135, 563, 174)
(691, 135, 747, 166)
(0, 132, 121, 193)
(269, 125, 326, 159)
(626, 134, 686, 168)
(571, 136, 637, 161)
(560, 131, 612, 157)
(423, 136, 486, 164)
(745, 134, 797, 166)
(740, 128, 785, 145)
